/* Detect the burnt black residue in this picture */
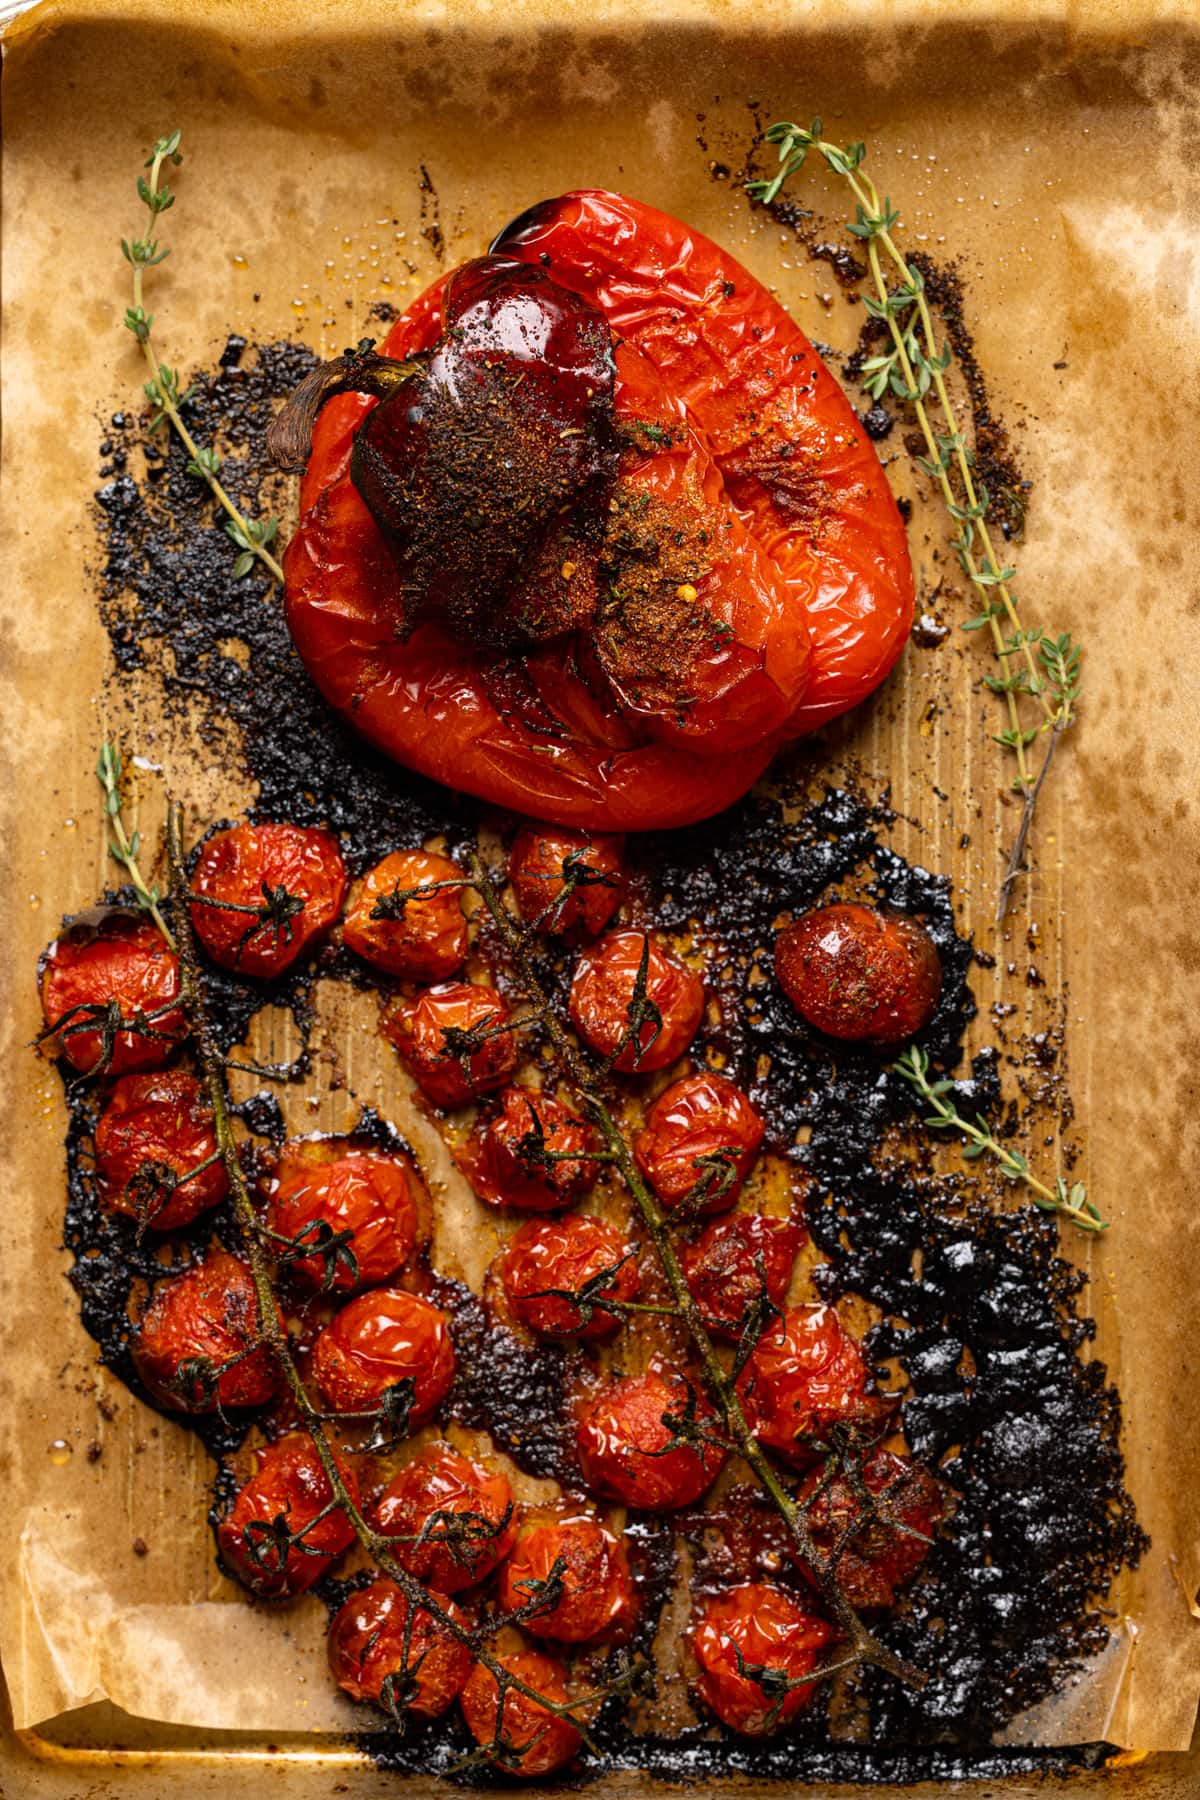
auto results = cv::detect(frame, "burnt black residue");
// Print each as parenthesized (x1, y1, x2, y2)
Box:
(73, 343, 1144, 1784)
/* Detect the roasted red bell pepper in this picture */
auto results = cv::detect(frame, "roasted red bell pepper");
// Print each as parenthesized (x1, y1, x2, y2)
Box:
(282, 192, 913, 830)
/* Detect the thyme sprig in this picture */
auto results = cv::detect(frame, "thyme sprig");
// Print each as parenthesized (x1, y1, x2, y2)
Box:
(893, 1046, 1107, 1234)
(122, 132, 283, 585)
(748, 121, 1081, 921)
(96, 742, 175, 947)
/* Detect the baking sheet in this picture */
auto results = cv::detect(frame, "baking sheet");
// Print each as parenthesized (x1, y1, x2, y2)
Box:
(2, 0, 1200, 1767)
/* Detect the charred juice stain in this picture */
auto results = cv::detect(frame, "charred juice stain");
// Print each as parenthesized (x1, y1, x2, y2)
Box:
(72, 340, 1144, 1779)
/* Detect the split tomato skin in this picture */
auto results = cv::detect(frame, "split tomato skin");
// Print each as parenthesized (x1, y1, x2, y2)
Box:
(381, 980, 517, 1108)
(634, 1072, 765, 1214)
(189, 821, 346, 979)
(372, 1443, 517, 1593)
(94, 1070, 227, 1230)
(133, 1249, 280, 1412)
(774, 903, 942, 1045)
(496, 1215, 640, 1341)
(342, 848, 468, 980)
(497, 1508, 637, 1643)
(797, 1448, 944, 1610)
(459, 1648, 582, 1777)
(311, 1287, 455, 1425)
(509, 826, 625, 940)
(575, 1357, 725, 1509)
(681, 1213, 808, 1340)
(460, 1085, 598, 1212)
(327, 1577, 472, 1715)
(690, 1582, 834, 1735)
(261, 1137, 420, 1292)
(569, 929, 704, 1073)
(736, 1303, 891, 1463)
(39, 912, 187, 1076)
(218, 1432, 360, 1599)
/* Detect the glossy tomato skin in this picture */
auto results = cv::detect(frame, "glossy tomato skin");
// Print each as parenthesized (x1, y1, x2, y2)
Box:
(737, 1304, 891, 1463)
(39, 913, 187, 1076)
(311, 1287, 455, 1424)
(381, 981, 516, 1108)
(342, 848, 468, 980)
(190, 822, 346, 979)
(460, 1085, 597, 1211)
(774, 904, 942, 1045)
(690, 1582, 833, 1735)
(681, 1214, 807, 1340)
(133, 1250, 279, 1411)
(327, 1577, 472, 1715)
(372, 1444, 517, 1592)
(569, 930, 704, 1074)
(497, 1509, 636, 1643)
(218, 1432, 360, 1599)
(576, 1358, 725, 1509)
(510, 826, 625, 940)
(797, 1448, 943, 1610)
(634, 1072, 764, 1214)
(459, 1648, 581, 1777)
(94, 1071, 227, 1230)
(497, 1215, 639, 1341)
(262, 1137, 420, 1292)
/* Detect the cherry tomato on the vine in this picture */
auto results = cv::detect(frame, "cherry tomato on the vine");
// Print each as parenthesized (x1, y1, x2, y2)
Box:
(94, 1070, 227, 1230)
(311, 1287, 455, 1425)
(634, 1072, 764, 1214)
(39, 912, 187, 1076)
(327, 1577, 472, 1715)
(736, 1303, 891, 1462)
(261, 1137, 421, 1292)
(217, 1432, 360, 1599)
(690, 1581, 834, 1735)
(342, 847, 469, 980)
(569, 929, 704, 1073)
(133, 1249, 280, 1411)
(797, 1448, 944, 1610)
(460, 1084, 597, 1211)
(496, 1215, 639, 1341)
(774, 903, 942, 1045)
(189, 821, 346, 979)
(681, 1213, 807, 1340)
(459, 1647, 582, 1777)
(575, 1357, 725, 1509)
(372, 1443, 517, 1592)
(497, 1508, 636, 1643)
(381, 980, 517, 1108)
(509, 826, 625, 940)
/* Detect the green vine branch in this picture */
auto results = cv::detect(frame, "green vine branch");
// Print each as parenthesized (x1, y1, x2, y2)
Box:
(95, 742, 175, 947)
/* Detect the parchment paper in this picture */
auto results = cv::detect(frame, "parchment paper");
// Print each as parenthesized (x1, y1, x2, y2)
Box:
(2, 0, 1199, 1761)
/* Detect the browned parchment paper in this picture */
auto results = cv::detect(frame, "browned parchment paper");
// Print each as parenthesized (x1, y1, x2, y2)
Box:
(2, 0, 1200, 1763)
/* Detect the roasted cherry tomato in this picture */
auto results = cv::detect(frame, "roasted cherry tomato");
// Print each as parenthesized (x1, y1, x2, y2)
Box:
(261, 1136, 420, 1292)
(133, 1249, 279, 1411)
(575, 1357, 725, 1509)
(372, 1443, 517, 1592)
(796, 1448, 943, 1610)
(460, 1084, 597, 1211)
(94, 1070, 227, 1230)
(509, 826, 625, 940)
(459, 1648, 582, 1777)
(569, 929, 704, 1073)
(38, 912, 187, 1077)
(217, 1431, 360, 1599)
(681, 1213, 807, 1339)
(189, 821, 346, 979)
(342, 847, 468, 980)
(311, 1287, 455, 1425)
(381, 980, 516, 1108)
(774, 903, 942, 1045)
(327, 1577, 472, 1715)
(496, 1215, 639, 1341)
(690, 1582, 833, 1735)
(634, 1072, 764, 1214)
(736, 1304, 891, 1462)
(497, 1508, 636, 1643)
